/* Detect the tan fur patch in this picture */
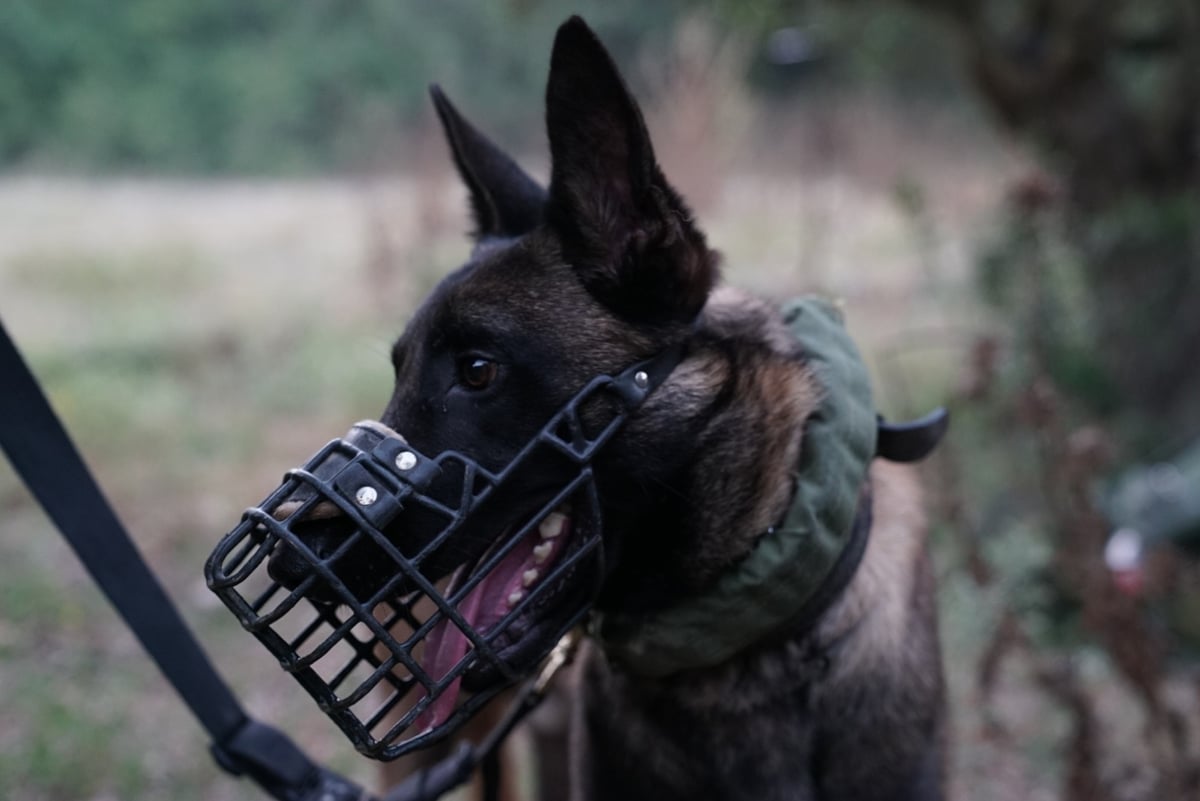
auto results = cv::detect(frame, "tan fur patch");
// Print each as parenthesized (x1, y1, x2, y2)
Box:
(631, 284, 825, 588)
(820, 460, 929, 677)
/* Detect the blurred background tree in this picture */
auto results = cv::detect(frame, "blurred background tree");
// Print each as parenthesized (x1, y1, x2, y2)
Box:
(910, 0, 1200, 455)
(0, 0, 683, 172)
(714, 0, 1200, 455)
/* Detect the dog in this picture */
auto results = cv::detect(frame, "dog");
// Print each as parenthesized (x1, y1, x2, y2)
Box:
(269, 16, 945, 801)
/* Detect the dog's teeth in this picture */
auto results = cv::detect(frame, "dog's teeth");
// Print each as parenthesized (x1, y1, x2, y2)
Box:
(507, 589, 525, 606)
(532, 542, 553, 564)
(522, 569, 539, 587)
(539, 512, 566, 539)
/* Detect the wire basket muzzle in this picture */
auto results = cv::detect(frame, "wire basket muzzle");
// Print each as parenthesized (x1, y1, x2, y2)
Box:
(205, 406, 614, 760)
(205, 348, 683, 760)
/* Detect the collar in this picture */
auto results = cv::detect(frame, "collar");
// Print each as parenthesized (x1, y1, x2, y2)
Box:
(595, 297, 879, 677)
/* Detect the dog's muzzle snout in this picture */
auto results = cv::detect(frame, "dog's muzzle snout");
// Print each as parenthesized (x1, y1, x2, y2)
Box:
(205, 345, 686, 761)
(261, 420, 417, 599)
(208, 415, 590, 760)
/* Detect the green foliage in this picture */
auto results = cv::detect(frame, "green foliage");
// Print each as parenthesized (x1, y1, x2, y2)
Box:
(0, 0, 985, 173)
(0, 1, 684, 173)
(710, 0, 971, 101)
(978, 203, 1123, 417)
(977, 184, 1200, 450)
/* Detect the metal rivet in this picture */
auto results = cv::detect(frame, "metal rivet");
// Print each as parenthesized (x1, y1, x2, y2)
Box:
(634, 371, 649, 388)
(395, 451, 418, 471)
(355, 486, 378, 506)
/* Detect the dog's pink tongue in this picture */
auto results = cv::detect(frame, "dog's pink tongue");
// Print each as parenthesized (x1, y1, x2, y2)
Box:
(413, 534, 540, 732)
(413, 575, 486, 732)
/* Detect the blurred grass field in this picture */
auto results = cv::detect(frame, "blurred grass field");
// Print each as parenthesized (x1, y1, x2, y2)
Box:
(0, 99, 1030, 800)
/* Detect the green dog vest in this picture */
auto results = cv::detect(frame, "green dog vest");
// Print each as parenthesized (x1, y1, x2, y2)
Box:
(596, 296, 878, 677)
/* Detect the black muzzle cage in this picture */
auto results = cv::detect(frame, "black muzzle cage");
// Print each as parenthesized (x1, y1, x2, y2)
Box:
(205, 342, 685, 761)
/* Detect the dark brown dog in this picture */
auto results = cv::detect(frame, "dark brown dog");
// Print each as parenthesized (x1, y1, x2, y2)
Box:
(294, 16, 945, 801)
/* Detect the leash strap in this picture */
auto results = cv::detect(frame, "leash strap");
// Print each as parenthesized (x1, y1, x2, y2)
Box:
(0, 320, 371, 801)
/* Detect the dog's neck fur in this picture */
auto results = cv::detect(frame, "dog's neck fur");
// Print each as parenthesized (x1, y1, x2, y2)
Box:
(597, 287, 823, 617)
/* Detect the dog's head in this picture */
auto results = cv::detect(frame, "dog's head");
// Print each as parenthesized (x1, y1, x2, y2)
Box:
(211, 16, 719, 753)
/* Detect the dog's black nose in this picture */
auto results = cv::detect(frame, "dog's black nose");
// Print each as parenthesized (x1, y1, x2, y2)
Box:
(266, 541, 314, 587)
(266, 514, 358, 602)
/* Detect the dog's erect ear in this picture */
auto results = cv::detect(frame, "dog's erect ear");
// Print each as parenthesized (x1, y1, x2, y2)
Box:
(430, 85, 547, 239)
(545, 16, 717, 324)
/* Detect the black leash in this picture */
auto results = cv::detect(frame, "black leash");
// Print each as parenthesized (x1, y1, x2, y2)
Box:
(0, 320, 369, 801)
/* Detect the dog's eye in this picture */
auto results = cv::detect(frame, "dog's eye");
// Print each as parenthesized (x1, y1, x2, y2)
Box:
(459, 357, 498, 390)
